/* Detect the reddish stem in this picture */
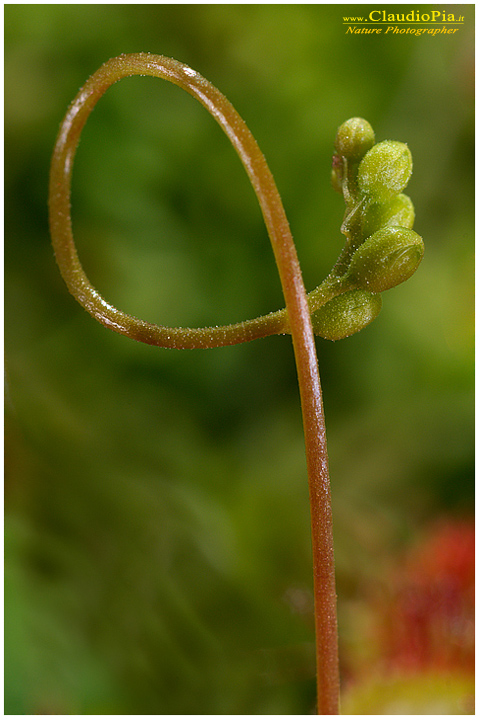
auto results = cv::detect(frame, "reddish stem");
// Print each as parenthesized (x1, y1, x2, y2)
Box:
(49, 53, 339, 713)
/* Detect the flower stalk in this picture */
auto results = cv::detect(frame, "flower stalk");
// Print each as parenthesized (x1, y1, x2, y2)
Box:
(49, 53, 340, 713)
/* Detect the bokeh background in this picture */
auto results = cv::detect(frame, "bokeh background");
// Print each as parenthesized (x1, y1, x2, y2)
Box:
(5, 4, 474, 714)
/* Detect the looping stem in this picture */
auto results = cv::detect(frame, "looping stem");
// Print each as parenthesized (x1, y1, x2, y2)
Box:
(49, 53, 339, 713)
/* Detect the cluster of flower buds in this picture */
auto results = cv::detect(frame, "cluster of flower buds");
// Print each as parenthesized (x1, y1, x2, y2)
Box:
(312, 118, 424, 340)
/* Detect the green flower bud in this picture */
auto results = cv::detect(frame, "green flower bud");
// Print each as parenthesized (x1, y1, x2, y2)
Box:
(311, 289, 382, 341)
(334, 118, 375, 162)
(379, 193, 415, 229)
(357, 141, 412, 203)
(346, 226, 424, 294)
(362, 193, 415, 238)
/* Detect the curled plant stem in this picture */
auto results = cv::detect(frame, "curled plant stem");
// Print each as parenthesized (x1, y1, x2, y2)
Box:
(49, 53, 340, 713)
(49, 53, 346, 349)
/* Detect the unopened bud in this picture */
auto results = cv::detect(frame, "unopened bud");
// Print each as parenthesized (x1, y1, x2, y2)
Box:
(334, 118, 375, 162)
(362, 193, 415, 238)
(311, 289, 382, 341)
(346, 226, 424, 294)
(357, 141, 412, 203)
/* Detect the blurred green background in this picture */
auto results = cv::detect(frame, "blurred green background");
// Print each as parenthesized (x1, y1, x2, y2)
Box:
(5, 5, 474, 714)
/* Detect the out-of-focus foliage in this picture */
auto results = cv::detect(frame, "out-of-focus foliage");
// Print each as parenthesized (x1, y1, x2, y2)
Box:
(341, 519, 474, 713)
(5, 5, 474, 714)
